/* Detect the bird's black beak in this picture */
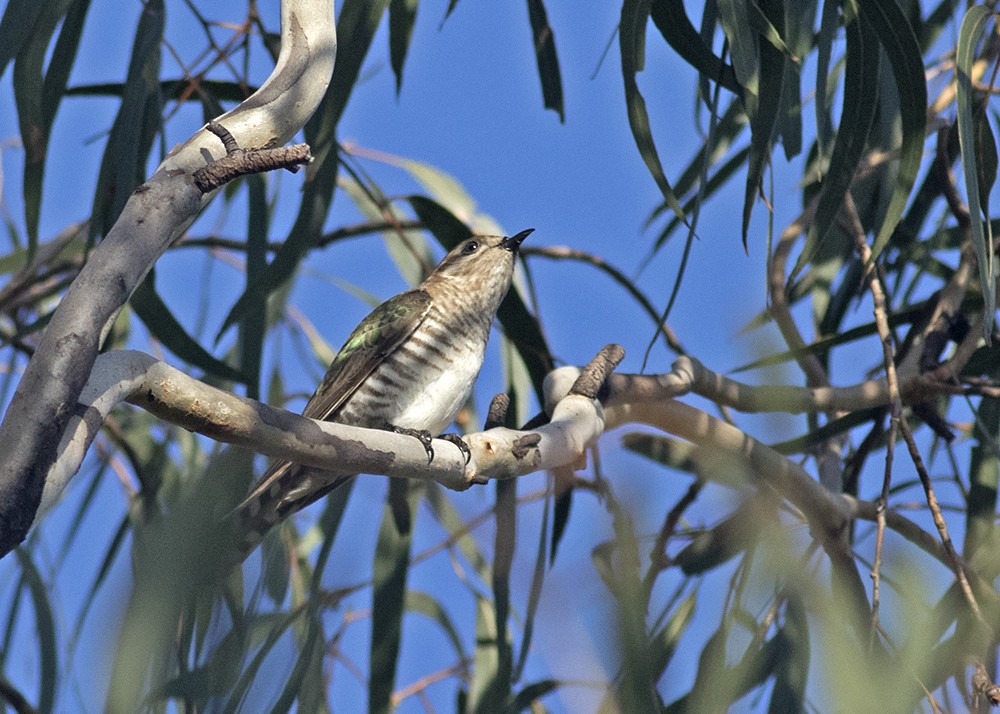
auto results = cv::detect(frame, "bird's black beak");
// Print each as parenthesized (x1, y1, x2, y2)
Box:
(501, 228, 534, 252)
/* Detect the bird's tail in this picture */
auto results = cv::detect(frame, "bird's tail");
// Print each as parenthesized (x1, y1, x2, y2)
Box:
(231, 461, 354, 561)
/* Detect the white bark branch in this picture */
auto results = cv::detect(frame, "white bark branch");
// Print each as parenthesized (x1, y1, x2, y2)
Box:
(38, 351, 606, 513)
(0, 0, 336, 555)
(33, 348, 975, 581)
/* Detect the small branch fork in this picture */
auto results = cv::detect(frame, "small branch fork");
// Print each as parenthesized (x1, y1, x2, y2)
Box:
(192, 121, 312, 193)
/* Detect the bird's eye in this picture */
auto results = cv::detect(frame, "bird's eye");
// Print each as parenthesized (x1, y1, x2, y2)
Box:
(462, 240, 480, 254)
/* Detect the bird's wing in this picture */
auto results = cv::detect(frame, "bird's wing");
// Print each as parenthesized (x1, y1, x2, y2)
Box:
(301, 288, 433, 421)
(231, 290, 432, 539)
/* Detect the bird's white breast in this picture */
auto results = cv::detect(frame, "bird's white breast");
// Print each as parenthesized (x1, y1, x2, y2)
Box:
(391, 340, 483, 434)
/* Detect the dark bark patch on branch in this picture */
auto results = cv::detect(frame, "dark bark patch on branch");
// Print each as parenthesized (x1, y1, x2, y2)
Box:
(192, 121, 312, 193)
(569, 343, 625, 400)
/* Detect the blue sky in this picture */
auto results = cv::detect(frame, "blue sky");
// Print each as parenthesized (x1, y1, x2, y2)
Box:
(0, 1, 970, 711)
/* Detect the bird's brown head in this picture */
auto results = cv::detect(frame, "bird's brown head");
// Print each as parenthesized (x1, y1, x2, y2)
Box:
(429, 228, 532, 286)
(424, 228, 532, 316)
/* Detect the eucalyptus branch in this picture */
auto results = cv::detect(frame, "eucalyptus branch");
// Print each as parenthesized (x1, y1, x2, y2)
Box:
(0, 0, 337, 556)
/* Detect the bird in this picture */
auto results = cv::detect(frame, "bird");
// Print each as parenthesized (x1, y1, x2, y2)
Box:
(234, 228, 533, 548)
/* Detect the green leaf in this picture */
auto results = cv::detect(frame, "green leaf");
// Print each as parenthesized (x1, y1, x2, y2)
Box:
(470, 594, 504, 714)
(622, 433, 699, 473)
(526, 0, 564, 122)
(424, 484, 492, 583)
(859, 0, 928, 264)
(405, 590, 468, 661)
(389, 0, 418, 95)
(768, 597, 809, 713)
(239, 176, 269, 400)
(369, 480, 418, 714)
(673, 495, 768, 575)
(0, 0, 45, 77)
(651, 146, 751, 251)
(976, 111, 999, 214)
(309, 480, 356, 594)
(67, 78, 255, 103)
(491, 478, 515, 696)
(270, 614, 323, 714)
(957, 5, 997, 337)
(770, 407, 882, 455)
(736, 0, 786, 249)
(814, 0, 838, 153)
(650, 591, 696, 678)
(512, 478, 550, 682)
(218, 0, 389, 339)
(69, 516, 130, 649)
(799, 1, 880, 274)
(717, 0, 760, 99)
(131, 271, 248, 384)
(11, 0, 76, 250)
(220, 610, 311, 714)
(776, 0, 817, 160)
(330, 0, 392, 129)
(90, 0, 164, 240)
(504, 680, 562, 712)
(15, 548, 57, 714)
(650, 0, 739, 93)
(965, 396, 1000, 572)
(620, 0, 687, 223)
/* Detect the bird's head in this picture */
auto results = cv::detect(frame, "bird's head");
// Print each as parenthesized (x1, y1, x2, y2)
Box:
(428, 229, 533, 294)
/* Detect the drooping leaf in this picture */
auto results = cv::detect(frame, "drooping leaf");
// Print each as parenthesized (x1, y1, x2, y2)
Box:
(90, 0, 164, 240)
(469, 594, 504, 714)
(503, 679, 562, 712)
(526, 0, 564, 122)
(15, 548, 57, 714)
(814, 0, 838, 154)
(405, 590, 468, 661)
(976, 111, 999, 213)
(965, 396, 1000, 570)
(512, 477, 550, 682)
(492, 478, 515, 695)
(717, 0, 760, 100)
(799, 0, 880, 275)
(11, 0, 77, 251)
(733, 0, 786, 249)
(389, 0, 418, 95)
(859, 0, 928, 265)
(217, 0, 390, 339)
(768, 596, 809, 713)
(67, 78, 255, 103)
(369, 480, 419, 714)
(650, 0, 739, 93)
(131, 272, 248, 384)
(650, 591, 697, 678)
(0, 0, 45, 77)
(957, 5, 998, 337)
(620, 0, 687, 223)
(239, 175, 269, 400)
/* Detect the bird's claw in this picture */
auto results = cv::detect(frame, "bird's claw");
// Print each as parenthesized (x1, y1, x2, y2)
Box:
(392, 425, 435, 463)
(439, 433, 472, 464)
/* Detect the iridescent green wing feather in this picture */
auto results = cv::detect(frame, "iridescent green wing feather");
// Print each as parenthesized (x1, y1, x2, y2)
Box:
(301, 289, 432, 421)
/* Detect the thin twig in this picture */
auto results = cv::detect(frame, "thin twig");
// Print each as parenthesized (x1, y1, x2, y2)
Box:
(842, 193, 901, 649)
(521, 245, 687, 355)
(846, 192, 986, 626)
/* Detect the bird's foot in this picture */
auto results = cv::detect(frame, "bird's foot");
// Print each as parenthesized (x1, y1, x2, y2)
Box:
(392, 425, 435, 463)
(438, 433, 472, 464)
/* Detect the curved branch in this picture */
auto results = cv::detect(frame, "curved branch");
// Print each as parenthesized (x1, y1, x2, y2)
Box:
(0, 0, 336, 556)
(37, 351, 605, 517)
(34, 348, 987, 597)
